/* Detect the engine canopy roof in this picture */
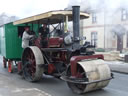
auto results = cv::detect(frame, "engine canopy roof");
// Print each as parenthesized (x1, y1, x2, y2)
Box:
(13, 10, 89, 25)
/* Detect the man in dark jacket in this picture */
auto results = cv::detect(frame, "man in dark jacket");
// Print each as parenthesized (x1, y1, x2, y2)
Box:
(39, 24, 49, 47)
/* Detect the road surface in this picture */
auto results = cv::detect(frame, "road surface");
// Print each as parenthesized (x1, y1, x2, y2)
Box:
(0, 61, 128, 96)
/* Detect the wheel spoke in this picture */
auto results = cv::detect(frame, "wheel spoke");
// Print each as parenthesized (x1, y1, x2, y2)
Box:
(66, 65, 87, 94)
(24, 68, 33, 80)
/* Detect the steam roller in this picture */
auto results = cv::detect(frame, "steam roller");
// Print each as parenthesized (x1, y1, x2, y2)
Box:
(62, 58, 112, 94)
(10, 4, 113, 94)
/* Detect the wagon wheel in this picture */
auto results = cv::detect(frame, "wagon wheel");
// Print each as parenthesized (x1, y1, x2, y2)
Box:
(3, 57, 7, 68)
(22, 46, 44, 82)
(66, 64, 88, 94)
(8, 60, 14, 73)
(17, 61, 22, 75)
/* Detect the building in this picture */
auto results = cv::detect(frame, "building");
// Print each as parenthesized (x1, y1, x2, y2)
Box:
(81, 7, 128, 52)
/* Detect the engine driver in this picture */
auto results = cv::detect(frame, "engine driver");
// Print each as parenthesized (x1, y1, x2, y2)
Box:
(39, 24, 49, 47)
(22, 27, 34, 48)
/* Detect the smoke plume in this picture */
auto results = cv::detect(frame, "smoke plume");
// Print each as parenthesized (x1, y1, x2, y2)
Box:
(67, 0, 128, 12)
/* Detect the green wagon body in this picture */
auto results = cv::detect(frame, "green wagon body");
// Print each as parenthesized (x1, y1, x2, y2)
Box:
(0, 22, 39, 60)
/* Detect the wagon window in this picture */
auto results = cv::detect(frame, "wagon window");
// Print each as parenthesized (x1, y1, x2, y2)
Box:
(18, 26, 30, 38)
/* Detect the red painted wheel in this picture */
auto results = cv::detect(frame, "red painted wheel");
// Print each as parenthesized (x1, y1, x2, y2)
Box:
(3, 57, 7, 68)
(8, 60, 14, 73)
(66, 64, 87, 94)
(22, 46, 44, 82)
(17, 61, 22, 74)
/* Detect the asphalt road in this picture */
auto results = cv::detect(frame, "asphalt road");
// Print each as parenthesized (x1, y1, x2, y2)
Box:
(0, 61, 128, 96)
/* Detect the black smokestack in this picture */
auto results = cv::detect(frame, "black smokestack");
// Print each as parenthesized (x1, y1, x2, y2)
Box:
(72, 6, 80, 48)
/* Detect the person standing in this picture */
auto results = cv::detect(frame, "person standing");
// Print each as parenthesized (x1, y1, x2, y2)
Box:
(22, 27, 34, 48)
(39, 24, 49, 47)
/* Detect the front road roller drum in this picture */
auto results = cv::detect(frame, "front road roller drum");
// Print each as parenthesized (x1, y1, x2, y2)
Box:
(22, 46, 44, 82)
(65, 59, 112, 94)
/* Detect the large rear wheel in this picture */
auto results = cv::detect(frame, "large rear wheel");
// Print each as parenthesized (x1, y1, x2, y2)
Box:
(22, 46, 44, 82)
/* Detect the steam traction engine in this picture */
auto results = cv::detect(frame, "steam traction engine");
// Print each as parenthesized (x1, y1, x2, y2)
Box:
(14, 6, 112, 94)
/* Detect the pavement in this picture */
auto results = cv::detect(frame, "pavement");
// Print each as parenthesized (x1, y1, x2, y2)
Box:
(0, 57, 52, 96)
(105, 61, 128, 74)
(0, 73, 52, 96)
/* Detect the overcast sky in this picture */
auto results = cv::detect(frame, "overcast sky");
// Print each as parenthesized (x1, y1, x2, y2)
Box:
(1, 0, 128, 19)
(0, 0, 69, 18)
